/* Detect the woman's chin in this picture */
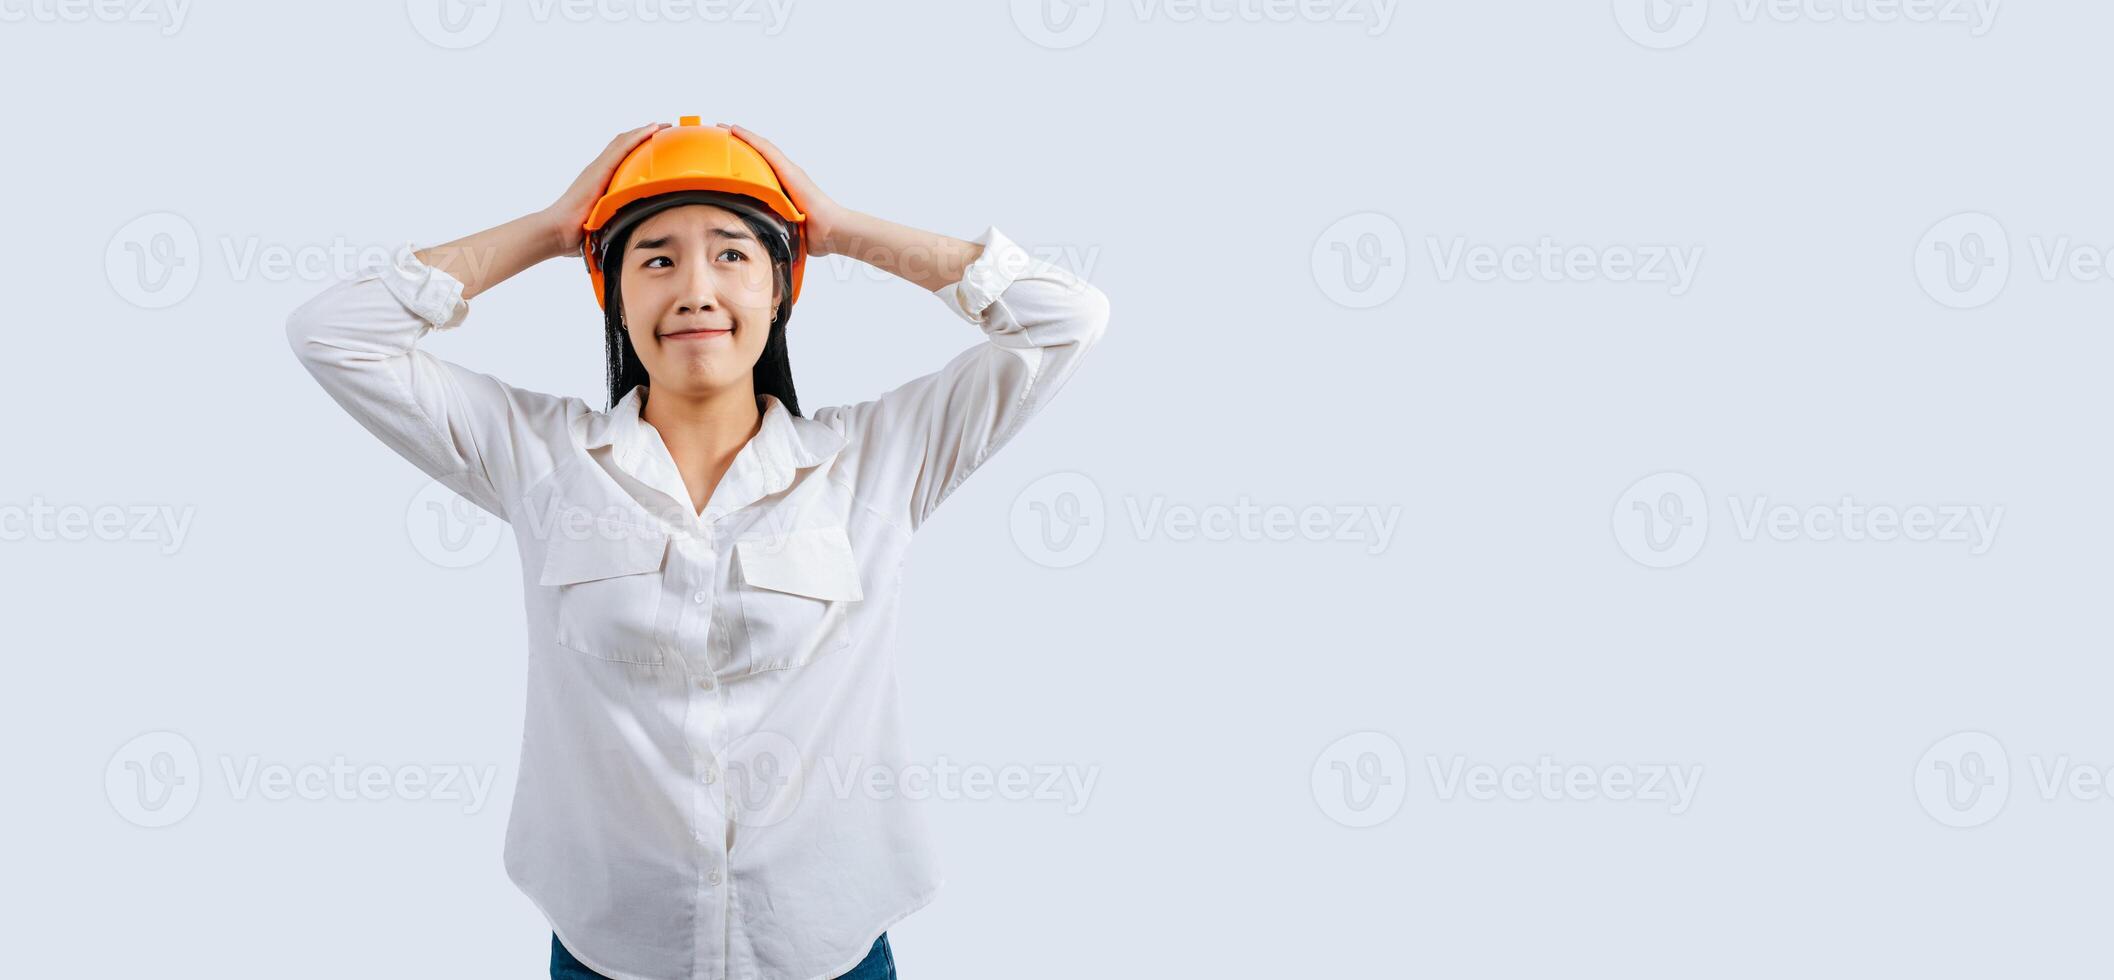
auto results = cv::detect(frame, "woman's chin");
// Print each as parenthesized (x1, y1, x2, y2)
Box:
(648, 360, 747, 396)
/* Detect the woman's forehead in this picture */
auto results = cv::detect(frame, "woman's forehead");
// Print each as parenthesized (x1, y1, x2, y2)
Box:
(634, 204, 749, 239)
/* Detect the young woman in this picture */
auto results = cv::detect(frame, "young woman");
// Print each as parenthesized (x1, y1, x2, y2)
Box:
(285, 122, 1111, 980)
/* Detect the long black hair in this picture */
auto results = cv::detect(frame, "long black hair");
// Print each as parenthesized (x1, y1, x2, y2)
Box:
(595, 190, 803, 416)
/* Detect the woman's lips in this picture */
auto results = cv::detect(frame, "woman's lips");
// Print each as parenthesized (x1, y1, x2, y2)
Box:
(660, 328, 732, 341)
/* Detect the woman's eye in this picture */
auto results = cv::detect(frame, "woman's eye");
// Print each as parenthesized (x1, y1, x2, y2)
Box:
(643, 256, 671, 269)
(718, 249, 746, 262)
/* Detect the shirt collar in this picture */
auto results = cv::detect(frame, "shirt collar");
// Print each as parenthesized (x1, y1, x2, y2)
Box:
(581, 384, 846, 520)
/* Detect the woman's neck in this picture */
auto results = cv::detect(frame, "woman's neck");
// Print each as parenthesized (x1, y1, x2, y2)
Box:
(639, 383, 764, 515)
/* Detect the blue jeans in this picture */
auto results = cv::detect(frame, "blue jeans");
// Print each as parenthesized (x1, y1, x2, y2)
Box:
(551, 932, 895, 979)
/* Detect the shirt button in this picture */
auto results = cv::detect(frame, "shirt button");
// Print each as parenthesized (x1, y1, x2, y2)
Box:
(693, 590, 709, 604)
(703, 766, 717, 784)
(696, 677, 713, 691)
(707, 869, 721, 884)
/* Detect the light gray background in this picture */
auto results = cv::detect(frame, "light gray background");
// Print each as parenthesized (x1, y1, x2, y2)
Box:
(5, 0, 2110, 976)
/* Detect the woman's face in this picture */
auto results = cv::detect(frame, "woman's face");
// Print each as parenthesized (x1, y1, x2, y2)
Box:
(618, 203, 779, 400)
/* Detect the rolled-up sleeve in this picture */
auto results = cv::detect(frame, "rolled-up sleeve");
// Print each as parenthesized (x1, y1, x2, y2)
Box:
(821, 225, 1111, 533)
(284, 243, 562, 522)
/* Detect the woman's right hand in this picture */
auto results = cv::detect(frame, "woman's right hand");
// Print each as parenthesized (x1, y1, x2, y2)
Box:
(540, 123, 668, 259)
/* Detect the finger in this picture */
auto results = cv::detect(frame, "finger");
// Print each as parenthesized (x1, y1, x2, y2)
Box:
(608, 123, 664, 151)
(727, 124, 783, 160)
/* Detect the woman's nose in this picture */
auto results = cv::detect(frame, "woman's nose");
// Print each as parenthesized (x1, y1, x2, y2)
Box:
(676, 284, 717, 315)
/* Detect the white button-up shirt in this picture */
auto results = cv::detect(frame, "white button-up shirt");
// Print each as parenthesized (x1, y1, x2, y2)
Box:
(285, 225, 1109, 980)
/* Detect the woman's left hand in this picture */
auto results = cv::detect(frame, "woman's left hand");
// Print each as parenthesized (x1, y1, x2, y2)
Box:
(727, 124, 847, 258)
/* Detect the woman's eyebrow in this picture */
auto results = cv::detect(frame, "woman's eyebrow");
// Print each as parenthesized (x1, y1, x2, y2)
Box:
(635, 228, 755, 251)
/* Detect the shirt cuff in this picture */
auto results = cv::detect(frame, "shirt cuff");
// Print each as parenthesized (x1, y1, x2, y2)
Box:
(937, 225, 1035, 324)
(367, 241, 471, 330)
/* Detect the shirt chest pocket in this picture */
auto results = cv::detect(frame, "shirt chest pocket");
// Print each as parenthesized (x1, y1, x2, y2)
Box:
(731, 525, 864, 674)
(538, 518, 671, 666)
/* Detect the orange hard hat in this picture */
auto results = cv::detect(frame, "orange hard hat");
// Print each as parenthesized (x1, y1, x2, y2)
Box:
(582, 116, 807, 310)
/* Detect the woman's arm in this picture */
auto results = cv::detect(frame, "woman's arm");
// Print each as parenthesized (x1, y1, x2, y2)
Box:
(814, 210, 984, 293)
(419, 123, 668, 299)
(729, 124, 984, 292)
(730, 125, 1111, 533)
(411, 210, 570, 303)
(286, 126, 665, 518)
